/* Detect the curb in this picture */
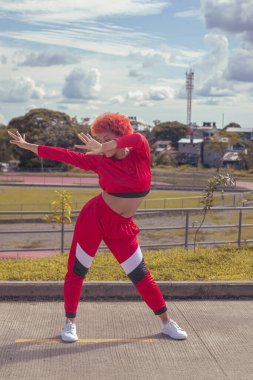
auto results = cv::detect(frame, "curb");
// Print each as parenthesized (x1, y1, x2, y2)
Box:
(0, 281, 253, 300)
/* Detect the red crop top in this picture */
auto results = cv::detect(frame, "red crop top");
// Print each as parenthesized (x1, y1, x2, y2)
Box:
(38, 133, 151, 196)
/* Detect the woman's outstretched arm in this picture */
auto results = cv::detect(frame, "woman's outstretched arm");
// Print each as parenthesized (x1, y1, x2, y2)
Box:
(8, 130, 100, 172)
(8, 130, 38, 154)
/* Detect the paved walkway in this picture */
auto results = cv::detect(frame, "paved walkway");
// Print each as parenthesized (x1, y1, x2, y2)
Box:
(0, 300, 252, 380)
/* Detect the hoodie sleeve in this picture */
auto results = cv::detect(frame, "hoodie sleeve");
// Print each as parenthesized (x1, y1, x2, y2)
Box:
(114, 133, 150, 159)
(38, 145, 100, 172)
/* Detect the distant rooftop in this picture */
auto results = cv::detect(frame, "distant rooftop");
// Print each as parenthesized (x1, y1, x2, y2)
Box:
(223, 152, 241, 161)
(178, 138, 203, 144)
(225, 127, 253, 133)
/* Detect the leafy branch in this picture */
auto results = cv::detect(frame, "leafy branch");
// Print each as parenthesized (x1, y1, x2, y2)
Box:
(44, 190, 73, 224)
(193, 174, 236, 252)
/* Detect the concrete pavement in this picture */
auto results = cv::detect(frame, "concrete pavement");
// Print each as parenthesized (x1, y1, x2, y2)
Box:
(0, 300, 252, 380)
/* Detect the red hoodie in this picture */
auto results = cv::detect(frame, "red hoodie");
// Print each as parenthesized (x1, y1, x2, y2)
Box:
(38, 132, 151, 195)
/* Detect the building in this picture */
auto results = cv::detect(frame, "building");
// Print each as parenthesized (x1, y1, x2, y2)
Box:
(128, 116, 138, 132)
(203, 137, 229, 168)
(192, 122, 218, 139)
(128, 116, 151, 132)
(177, 138, 203, 166)
(203, 137, 247, 168)
(222, 152, 244, 169)
(225, 127, 253, 141)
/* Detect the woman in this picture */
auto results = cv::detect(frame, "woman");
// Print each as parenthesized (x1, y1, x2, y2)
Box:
(8, 113, 187, 342)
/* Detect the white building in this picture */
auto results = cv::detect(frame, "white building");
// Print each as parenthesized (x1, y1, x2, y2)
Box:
(128, 116, 151, 132)
(177, 138, 203, 166)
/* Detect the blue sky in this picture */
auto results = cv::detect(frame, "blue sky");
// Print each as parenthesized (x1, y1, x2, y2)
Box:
(0, 0, 253, 128)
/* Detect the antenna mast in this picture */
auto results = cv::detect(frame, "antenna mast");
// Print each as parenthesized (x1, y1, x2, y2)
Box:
(186, 69, 194, 137)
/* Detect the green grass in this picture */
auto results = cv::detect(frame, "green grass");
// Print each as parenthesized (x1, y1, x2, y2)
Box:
(0, 186, 238, 212)
(0, 187, 100, 209)
(0, 246, 252, 281)
(0, 186, 203, 213)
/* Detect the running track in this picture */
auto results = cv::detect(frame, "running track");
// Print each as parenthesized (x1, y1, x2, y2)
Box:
(0, 174, 99, 186)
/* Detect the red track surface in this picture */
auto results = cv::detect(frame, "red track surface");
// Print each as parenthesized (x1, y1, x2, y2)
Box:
(0, 174, 99, 185)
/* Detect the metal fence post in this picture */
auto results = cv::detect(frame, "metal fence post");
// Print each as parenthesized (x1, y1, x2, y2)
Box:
(237, 209, 242, 247)
(185, 211, 189, 249)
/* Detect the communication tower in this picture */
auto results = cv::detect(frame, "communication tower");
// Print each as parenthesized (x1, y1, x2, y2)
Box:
(186, 69, 194, 138)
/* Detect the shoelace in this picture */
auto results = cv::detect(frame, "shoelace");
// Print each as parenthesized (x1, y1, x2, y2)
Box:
(65, 322, 75, 333)
(169, 320, 183, 331)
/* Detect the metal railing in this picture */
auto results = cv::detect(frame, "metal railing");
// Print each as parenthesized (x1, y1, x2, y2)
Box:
(1, 206, 253, 255)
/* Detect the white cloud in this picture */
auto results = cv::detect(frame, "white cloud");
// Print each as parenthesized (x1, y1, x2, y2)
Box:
(1, 24, 160, 59)
(196, 33, 229, 73)
(25, 104, 37, 112)
(130, 48, 172, 67)
(128, 69, 143, 78)
(197, 98, 220, 106)
(57, 103, 81, 112)
(196, 77, 234, 97)
(201, 0, 253, 34)
(18, 52, 80, 67)
(0, 76, 54, 103)
(147, 87, 174, 100)
(128, 90, 144, 101)
(174, 9, 200, 18)
(62, 68, 101, 100)
(201, 0, 253, 48)
(110, 95, 125, 104)
(134, 100, 153, 107)
(127, 86, 174, 102)
(86, 100, 104, 110)
(189, 32, 231, 98)
(0, 0, 169, 22)
(225, 49, 253, 82)
(129, 46, 203, 70)
(0, 56, 7, 64)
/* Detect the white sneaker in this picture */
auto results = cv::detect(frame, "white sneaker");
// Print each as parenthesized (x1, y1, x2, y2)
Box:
(162, 319, 187, 340)
(61, 321, 78, 343)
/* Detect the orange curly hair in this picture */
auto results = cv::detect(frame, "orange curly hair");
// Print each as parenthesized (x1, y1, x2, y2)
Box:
(91, 113, 133, 136)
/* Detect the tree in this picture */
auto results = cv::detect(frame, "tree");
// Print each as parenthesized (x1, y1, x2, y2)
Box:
(44, 190, 73, 254)
(194, 174, 235, 252)
(239, 140, 253, 170)
(155, 151, 177, 167)
(0, 126, 17, 162)
(7, 108, 90, 169)
(223, 122, 241, 130)
(151, 121, 187, 148)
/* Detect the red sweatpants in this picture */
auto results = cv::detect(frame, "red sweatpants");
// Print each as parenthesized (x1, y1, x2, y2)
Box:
(64, 194, 167, 318)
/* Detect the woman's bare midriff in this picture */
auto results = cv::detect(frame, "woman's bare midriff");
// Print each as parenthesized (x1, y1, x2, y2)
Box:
(102, 191, 145, 218)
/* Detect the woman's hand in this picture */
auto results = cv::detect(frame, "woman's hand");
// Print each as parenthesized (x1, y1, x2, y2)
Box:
(8, 130, 38, 154)
(75, 133, 103, 155)
(8, 130, 28, 149)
